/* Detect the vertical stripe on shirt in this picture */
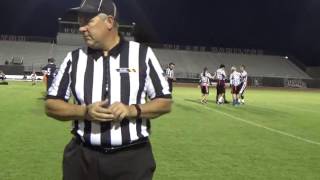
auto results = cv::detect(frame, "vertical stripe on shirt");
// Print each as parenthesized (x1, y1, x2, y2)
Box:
(83, 54, 94, 144)
(90, 57, 104, 145)
(100, 56, 112, 147)
(75, 50, 88, 142)
(109, 55, 123, 146)
(119, 43, 131, 145)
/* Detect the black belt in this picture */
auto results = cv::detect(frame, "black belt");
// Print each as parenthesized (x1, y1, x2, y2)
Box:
(74, 136, 149, 154)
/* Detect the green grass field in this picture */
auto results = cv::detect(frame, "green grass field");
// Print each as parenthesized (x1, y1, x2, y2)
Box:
(0, 81, 320, 180)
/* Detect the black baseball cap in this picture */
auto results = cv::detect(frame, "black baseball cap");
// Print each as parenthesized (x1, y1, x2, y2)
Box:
(69, 0, 118, 20)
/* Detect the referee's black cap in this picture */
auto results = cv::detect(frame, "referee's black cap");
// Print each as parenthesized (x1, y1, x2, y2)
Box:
(69, 0, 118, 20)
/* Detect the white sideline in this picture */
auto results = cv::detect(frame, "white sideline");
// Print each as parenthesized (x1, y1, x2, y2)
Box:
(183, 99, 320, 146)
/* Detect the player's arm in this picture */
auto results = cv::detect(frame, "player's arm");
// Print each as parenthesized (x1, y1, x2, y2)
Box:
(212, 72, 217, 80)
(208, 72, 213, 79)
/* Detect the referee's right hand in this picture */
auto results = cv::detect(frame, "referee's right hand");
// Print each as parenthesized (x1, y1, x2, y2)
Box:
(85, 101, 114, 122)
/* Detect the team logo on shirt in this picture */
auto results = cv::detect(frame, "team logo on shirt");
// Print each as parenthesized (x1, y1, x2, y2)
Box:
(116, 68, 137, 73)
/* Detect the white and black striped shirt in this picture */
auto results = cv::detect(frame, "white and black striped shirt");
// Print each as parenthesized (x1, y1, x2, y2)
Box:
(165, 68, 174, 79)
(47, 37, 171, 147)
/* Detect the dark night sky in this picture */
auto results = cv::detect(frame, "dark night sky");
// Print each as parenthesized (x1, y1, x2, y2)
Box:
(0, 0, 319, 66)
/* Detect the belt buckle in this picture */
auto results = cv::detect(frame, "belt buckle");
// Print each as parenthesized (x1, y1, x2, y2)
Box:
(103, 147, 112, 153)
(102, 147, 119, 153)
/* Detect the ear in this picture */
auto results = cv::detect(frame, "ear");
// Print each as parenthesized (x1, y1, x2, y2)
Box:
(105, 16, 115, 30)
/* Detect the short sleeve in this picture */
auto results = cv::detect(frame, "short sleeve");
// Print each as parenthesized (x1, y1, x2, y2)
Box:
(46, 52, 72, 101)
(145, 47, 172, 99)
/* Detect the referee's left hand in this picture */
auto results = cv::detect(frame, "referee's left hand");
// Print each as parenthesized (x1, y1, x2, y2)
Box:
(109, 102, 136, 121)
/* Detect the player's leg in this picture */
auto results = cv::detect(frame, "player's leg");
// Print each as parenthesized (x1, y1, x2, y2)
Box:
(204, 94, 208, 103)
(218, 93, 224, 104)
(200, 86, 205, 103)
(232, 93, 236, 105)
(239, 83, 246, 104)
(168, 79, 173, 93)
(231, 86, 236, 105)
(218, 83, 226, 104)
(47, 78, 54, 91)
(236, 94, 240, 105)
(223, 94, 229, 104)
(240, 91, 246, 104)
(205, 86, 209, 103)
(220, 81, 226, 104)
(236, 86, 241, 105)
(43, 75, 48, 91)
(216, 85, 219, 104)
(201, 94, 205, 104)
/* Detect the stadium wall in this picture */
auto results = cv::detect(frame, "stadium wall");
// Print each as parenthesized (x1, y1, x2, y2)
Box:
(306, 67, 320, 79)
(0, 65, 24, 75)
(245, 77, 320, 88)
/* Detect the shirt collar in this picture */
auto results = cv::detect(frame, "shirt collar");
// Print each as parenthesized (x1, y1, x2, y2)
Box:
(87, 34, 126, 60)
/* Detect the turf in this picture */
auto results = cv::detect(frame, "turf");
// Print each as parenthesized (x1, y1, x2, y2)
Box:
(0, 81, 320, 180)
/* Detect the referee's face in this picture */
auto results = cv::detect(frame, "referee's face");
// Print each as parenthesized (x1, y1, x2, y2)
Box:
(78, 14, 111, 49)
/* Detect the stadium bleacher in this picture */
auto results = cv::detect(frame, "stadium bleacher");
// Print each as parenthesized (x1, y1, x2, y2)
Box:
(0, 40, 311, 80)
(153, 49, 311, 79)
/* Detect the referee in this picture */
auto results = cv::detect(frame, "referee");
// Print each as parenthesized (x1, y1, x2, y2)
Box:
(165, 62, 175, 92)
(45, 0, 172, 179)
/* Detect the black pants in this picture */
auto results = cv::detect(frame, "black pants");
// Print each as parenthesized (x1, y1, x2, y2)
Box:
(63, 138, 156, 180)
(47, 78, 54, 91)
(168, 79, 173, 92)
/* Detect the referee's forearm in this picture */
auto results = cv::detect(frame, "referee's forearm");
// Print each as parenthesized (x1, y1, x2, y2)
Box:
(45, 99, 86, 121)
(138, 98, 172, 119)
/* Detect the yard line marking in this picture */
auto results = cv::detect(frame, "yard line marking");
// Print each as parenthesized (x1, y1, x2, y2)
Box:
(181, 99, 320, 146)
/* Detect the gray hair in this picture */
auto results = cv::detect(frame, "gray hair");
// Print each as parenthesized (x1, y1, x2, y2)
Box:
(98, 13, 118, 28)
(98, 13, 108, 20)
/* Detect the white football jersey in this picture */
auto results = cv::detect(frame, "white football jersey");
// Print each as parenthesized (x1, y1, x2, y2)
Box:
(200, 72, 212, 86)
(240, 70, 248, 83)
(31, 73, 37, 79)
(216, 68, 226, 80)
(230, 71, 242, 86)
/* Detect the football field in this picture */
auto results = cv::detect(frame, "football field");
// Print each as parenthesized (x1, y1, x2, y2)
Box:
(0, 81, 320, 180)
